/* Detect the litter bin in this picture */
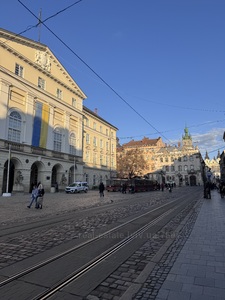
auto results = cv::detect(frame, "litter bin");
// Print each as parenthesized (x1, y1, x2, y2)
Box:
(50, 187, 55, 193)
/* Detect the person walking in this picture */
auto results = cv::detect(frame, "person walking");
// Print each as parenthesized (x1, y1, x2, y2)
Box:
(35, 181, 45, 208)
(27, 184, 38, 208)
(99, 182, 105, 197)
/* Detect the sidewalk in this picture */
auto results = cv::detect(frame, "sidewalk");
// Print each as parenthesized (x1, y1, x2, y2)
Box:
(156, 189, 225, 300)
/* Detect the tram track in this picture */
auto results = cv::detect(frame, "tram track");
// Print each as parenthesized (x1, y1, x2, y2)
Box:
(0, 191, 201, 300)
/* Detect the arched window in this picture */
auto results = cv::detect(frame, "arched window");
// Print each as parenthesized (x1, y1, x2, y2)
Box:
(69, 132, 76, 155)
(53, 127, 62, 152)
(8, 111, 22, 142)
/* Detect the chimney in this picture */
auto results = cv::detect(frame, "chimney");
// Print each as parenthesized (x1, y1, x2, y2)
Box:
(94, 108, 98, 114)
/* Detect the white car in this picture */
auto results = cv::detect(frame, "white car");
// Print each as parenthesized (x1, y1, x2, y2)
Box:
(65, 182, 88, 193)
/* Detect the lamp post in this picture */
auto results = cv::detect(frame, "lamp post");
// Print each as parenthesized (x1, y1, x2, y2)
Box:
(74, 157, 76, 182)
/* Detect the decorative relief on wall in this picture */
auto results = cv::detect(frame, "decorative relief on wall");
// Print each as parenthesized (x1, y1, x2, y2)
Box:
(35, 50, 51, 72)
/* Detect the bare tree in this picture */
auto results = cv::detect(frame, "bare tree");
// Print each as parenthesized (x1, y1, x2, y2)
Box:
(117, 148, 146, 179)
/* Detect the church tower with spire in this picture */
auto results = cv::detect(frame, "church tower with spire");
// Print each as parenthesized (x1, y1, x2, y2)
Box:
(182, 126, 193, 149)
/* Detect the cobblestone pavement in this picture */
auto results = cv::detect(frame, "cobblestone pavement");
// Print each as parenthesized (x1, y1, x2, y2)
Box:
(2, 187, 222, 300)
(86, 188, 225, 300)
(87, 188, 202, 300)
(0, 189, 171, 270)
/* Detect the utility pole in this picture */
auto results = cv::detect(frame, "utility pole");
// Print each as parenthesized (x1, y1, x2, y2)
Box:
(38, 8, 42, 42)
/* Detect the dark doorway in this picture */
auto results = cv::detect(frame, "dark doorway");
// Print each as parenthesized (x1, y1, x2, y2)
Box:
(51, 165, 57, 186)
(29, 164, 38, 193)
(190, 175, 197, 186)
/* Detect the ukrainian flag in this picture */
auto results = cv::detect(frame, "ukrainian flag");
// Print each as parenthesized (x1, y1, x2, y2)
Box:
(32, 102, 49, 148)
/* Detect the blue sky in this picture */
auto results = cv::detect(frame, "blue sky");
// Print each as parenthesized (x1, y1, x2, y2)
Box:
(1, 0, 225, 159)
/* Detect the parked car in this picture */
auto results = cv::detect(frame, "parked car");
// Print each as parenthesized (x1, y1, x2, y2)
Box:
(65, 182, 88, 193)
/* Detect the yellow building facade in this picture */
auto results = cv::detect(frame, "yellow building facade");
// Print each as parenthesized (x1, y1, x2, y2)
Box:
(0, 28, 117, 193)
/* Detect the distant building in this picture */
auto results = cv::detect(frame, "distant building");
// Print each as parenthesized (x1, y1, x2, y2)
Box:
(117, 127, 204, 186)
(204, 151, 220, 183)
(220, 132, 225, 181)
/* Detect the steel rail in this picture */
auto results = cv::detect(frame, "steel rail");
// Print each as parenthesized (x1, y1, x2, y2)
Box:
(0, 196, 181, 288)
(35, 209, 174, 300)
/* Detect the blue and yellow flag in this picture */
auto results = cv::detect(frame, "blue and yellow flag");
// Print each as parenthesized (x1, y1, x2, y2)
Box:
(32, 102, 49, 148)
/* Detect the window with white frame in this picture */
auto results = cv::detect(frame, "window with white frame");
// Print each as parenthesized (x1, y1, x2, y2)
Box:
(184, 165, 188, 171)
(69, 132, 76, 155)
(190, 165, 194, 170)
(8, 111, 22, 143)
(56, 88, 62, 99)
(106, 141, 109, 151)
(15, 63, 24, 77)
(86, 133, 90, 144)
(100, 139, 103, 148)
(38, 77, 45, 90)
(53, 127, 62, 152)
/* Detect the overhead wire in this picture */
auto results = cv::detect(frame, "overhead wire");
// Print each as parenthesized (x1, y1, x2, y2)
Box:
(17, 0, 176, 146)
(1, 0, 83, 46)
(6, 0, 224, 158)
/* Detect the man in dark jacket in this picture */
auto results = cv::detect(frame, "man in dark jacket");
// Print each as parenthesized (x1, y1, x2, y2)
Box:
(99, 182, 105, 197)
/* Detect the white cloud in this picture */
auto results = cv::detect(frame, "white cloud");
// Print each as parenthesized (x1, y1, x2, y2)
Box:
(192, 128, 225, 158)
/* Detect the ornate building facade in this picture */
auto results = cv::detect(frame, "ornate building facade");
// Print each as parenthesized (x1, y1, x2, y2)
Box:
(204, 151, 220, 183)
(117, 128, 204, 186)
(0, 28, 117, 193)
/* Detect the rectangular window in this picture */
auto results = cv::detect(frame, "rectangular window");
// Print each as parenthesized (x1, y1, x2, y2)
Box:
(56, 88, 62, 99)
(86, 134, 90, 144)
(53, 131, 62, 152)
(38, 77, 45, 90)
(93, 122, 96, 130)
(100, 139, 103, 148)
(93, 137, 97, 147)
(15, 63, 24, 77)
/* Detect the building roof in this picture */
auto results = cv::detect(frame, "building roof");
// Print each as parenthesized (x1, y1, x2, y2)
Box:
(122, 137, 163, 148)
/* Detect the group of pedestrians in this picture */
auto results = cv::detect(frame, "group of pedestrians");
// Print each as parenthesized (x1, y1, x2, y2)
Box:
(27, 181, 45, 209)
